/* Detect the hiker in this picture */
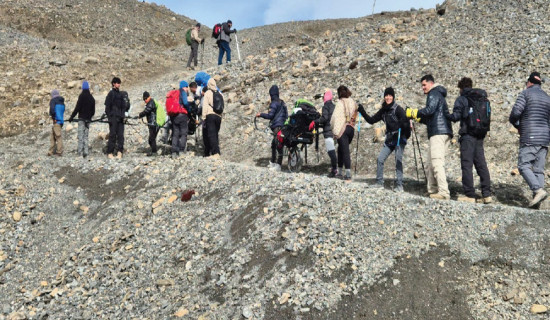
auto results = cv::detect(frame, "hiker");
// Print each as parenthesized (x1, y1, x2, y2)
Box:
(330, 85, 358, 181)
(509, 72, 550, 208)
(189, 82, 201, 118)
(48, 89, 65, 156)
(309, 89, 337, 177)
(406, 75, 452, 200)
(256, 85, 288, 171)
(171, 81, 191, 157)
(218, 20, 236, 65)
(68, 81, 95, 158)
(358, 87, 409, 191)
(138, 91, 159, 156)
(160, 117, 172, 145)
(202, 78, 222, 156)
(104, 77, 129, 159)
(186, 23, 204, 70)
(446, 77, 492, 204)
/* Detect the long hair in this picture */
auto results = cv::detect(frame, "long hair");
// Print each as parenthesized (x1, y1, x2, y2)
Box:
(337, 85, 352, 99)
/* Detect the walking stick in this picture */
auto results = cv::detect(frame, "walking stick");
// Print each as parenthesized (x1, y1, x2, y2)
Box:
(411, 121, 426, 181)
(234, 34, 242, 61)
(200, 42, 204, 69)
(354, 114, 362, 175)
(411, 120, 419, 181)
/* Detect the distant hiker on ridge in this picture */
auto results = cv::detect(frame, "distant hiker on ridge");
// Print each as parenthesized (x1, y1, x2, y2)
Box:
(218, 20, 236, 65)
(186, 23, 204, 70)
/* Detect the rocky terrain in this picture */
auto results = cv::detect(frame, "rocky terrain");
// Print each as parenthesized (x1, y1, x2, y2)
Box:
(2, 0, 550, 319)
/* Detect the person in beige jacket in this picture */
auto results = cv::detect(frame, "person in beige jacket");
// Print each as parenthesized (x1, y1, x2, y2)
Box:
(330, 85, 358, 180)
(202, 78, 222, 156)
(187, 23, 204, 69)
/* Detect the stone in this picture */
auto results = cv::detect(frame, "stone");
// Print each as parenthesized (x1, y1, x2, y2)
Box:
(379, 24, 397, 34)
(156, 279, 174, 287)
(279, 292, 291, 304)
(530, 304, 548, 314)
(167, 195, 178, 203)
(12, 211, 22, 222)
(175, 308, 189, 317)
(513, 291, 526, 304)
(242, 307, 253, 319)
(84, 57, 99, 64)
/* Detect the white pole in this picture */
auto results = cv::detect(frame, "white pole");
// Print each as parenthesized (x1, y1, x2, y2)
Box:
(234, 33, 242, 61)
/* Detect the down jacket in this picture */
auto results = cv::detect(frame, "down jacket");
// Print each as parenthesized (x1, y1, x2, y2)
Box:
(509, 84, 550, 146)
(417, 85, 452, 138)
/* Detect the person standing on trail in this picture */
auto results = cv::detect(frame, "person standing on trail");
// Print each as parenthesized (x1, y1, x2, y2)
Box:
(509, 72, 550, 208)
(104, 77, 128, 159)
(309, 89, 338, 177)
(202, 78, 222, 156)
(48, 89, 65, 156)
(218, 20, 236, 65)
(187, 23, 204, 70)
(256, 85, 288, 172)
(171, 81, 191, 157)
(330, 85, 358, 181)
(446, 77, 492, 204)
(138, 91, 159, 156)
(68, 81, 95, 158)
(406, 74, 452, 200)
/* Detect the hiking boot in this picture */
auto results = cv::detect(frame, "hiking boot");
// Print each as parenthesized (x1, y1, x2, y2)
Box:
(457, 196, 476, 203)
(171, 152, 179, 158)
(394, 185, 404, 193)
(116, 152, 123, 159)
(370, 183, 384, 189)
(430, 193, 450, 200)
(343, 175, 352, 181)
(269, 164, 281, 172)
(476, 196, 493, 204)
(108, 153, 114, 159)
(335, 173, 343, 180)
(47, 152, 53, 156)
(267, 162, 276, 169)
(328, 169, 338, 178)
(529, 189, 548, 208)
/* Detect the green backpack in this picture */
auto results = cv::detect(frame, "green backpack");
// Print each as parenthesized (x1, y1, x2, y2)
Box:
(185, 29, 192, 46)
(155, 99, 167, 127)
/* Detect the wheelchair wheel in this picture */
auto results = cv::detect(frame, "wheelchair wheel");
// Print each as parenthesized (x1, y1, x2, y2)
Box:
(288, 147, 303, 172)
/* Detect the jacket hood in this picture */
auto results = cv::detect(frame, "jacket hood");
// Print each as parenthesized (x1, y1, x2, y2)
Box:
(269, 85, 279, 100)
(207, 78, 217, 91)
(51, 90, 60, 99)
(51, 96, 65, 104)
(430, 85, 447, 98)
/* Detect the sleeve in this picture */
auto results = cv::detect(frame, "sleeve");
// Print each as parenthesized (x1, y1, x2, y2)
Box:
(417, 92, 440, 118)
(104, 91, 113, 116)
(70, 95, 83, 120)
(317, 104, 330, 126)
(358, 104, 382, 125)
(179, 91, 190, 107)
(49, 100, 56, 118)
(223, 23, 231, 34)
(260, 102, 277, 120)
(447, 96, 466, 122)
(509, 91, 527, 126)
(91, 96, 96, 118)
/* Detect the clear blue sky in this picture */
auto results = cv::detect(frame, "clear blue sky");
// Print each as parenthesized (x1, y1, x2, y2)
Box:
(146, 0, 441, 29)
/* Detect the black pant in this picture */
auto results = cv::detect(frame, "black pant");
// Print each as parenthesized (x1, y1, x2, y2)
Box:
(203, 114, 222, 156)
(460, 135, 491, 197)
(271, 127, 283, 164)
(107, 117, 125, 154)
(171, 114, 189, 154)
(337, 126, 355, 169)
(187, 41, 199, 67)
(148, 125, 158, 153)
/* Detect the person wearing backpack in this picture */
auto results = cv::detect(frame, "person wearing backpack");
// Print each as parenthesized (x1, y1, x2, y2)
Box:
(169, 81, 191, 157)
(358, 87, 409, 192)
(308, 89, 338, 177)
(218, 20, 236, 66)
(186, 23, 204, 70)
(446, 77, 492, 204)
(48, 89, 65, 156)
(202, 78, 223, 156)
(138, 91, 159, 156)
(256, 85, 288, 171)
(509, 72, 550, 208)
(104, 77, 128, 159)
(330, 85, 358, 181)
(406, 75, 453, 200)
(68, 81, 95, 158)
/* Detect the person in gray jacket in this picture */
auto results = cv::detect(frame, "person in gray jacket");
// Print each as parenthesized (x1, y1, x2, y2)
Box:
(509, 72, 550, 208)
(217, 20, 236, 65)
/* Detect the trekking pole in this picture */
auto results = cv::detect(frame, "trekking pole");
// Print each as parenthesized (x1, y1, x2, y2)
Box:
(354, 114, 362, 175)
(234, 34, 242, 61)
(200, 42, 204, 70)
(412, 121, 426, 181)
(410, 120, 419, 181)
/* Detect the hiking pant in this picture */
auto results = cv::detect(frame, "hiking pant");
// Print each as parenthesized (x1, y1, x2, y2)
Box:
(377, 143, 405, 187)
(148, 125, 159, 153)
(218, 41, 231, 65)
(271, 127, 283, 165)
(325, 137, 337, 170)
(171, 114, 189, 154)
(49, 124, 63, 155)
(203, 114, 222, 156)
(77, 120, 90, 156)
(107, 117, 125, 154)
(187, 41, 199, 67)
(426, 134, 451, 197)
(161, 118, 172, 143)
(518, 145, 548, 193)
(460, 135, 491, 197)
(337, 126, 354, 170)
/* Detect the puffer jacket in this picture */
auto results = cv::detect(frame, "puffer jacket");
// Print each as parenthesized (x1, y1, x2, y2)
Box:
(316, 100, 335, 138)
(104, 88, 126, 119)
(260, 85, 288, 129)
(139, 98, 157, 126)
(330, 97, 358, 139)
(219, 22, 235, 43)
(417, 85, 452, 138)
(509, 84, 550, 146)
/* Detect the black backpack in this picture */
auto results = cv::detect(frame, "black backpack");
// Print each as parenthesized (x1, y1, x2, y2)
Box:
(120, 91, 131, 112)
(212, 90, 224, 115)
(464, 89, 491, 138)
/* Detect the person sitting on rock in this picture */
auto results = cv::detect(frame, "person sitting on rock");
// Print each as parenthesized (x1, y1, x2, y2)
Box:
(48, 89, 65, 157)
(138, 91, 158, 156)
(68, 81, 95, 158)
(310, 89, 338, 177)
(358, 87, 409, 191)
(330, 85, 358, 181)
(256, 85, 288, 172)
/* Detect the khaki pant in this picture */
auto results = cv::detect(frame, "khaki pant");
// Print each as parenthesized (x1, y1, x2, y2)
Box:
(426, 134, 450, 197)
(49, 124, 63, 155)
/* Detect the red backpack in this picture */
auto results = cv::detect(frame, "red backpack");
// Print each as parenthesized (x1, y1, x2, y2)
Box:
(212, 23, 222, 39)
(166, 90, 187, 116)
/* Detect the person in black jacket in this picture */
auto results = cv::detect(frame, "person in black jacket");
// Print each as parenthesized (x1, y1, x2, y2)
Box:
(446, 77, 492, 204)
(218, 20, 236, 65)
(309, 89, 337, 177)
(104, 77, 128, 159)
(139, 91, 158, 156)
(406, 74, 452, 200)
(69, 81, 95, 158)
(256, 85, 288, 171)
(359, 88, 409, 192)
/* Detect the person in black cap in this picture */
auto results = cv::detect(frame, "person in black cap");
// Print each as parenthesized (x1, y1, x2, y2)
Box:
(187, 23, 204, 70)
(358, 87, 410, 191)
(138, 91, 159, 156)
(218, 20, 236, 65)
(104, 77, 128, 159)
(510, 72, 550, 208)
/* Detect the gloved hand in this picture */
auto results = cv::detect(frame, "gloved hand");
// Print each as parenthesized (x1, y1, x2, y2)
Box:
(308, 121, 315, 131)
(201, 39, 205, 44)
(358, 104, 366, 116)
(233, 29, 237, 33)
(124, 112, 129, 118)
(138, 112, 145, 119)
(405, 107, 419, 120)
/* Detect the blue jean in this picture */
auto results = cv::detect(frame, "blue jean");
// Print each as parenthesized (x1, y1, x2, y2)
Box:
(518, 145, 548, 192)
(218, 41, 231, 65)
(377, 144, 405, 186)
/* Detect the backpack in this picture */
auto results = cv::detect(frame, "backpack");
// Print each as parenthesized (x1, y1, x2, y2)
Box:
(155, 99, 167, 127)
(464, 89, 491, 138)
(195, 72, 210, 87)
(212, 23, 222, 39)
(166, 90, 186, 116)
(121, 91, 131, 112)
(185, 29, 193, 46)
(212, 90, 224, 115)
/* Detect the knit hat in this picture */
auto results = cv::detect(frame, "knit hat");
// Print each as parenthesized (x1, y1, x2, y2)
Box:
(196, 23, 201, 28)
(180, 80, 189, 89)
(528, 72, 542, 85)
(384, 87, 395, 98)
(324, 89, 333, 103)
(51, 89, 60, 98)
(143, 91, 150, 101)
(227, 20, 233, 24)
(82, 81, 89, 90)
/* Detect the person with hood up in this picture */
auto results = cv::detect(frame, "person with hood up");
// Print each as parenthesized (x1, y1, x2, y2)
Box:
(309, 89, 338, 177)
(68, 81, 95, 158)
(330, 85, 358, 181)
(139, 91, 159, 156)
(48, 89, 65, 156)
(358, 87, 409, 191)
(256, 85, 288, 171)
(202, 78, 222, 156)
(406, 74, 453, 200)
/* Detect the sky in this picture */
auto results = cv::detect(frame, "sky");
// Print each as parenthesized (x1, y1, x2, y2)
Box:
(146, 0, 441, 29)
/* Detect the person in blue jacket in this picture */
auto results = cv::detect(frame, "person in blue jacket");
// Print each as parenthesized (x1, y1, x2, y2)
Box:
(48, 89, 65, 156)
(256, 85, 288, 171)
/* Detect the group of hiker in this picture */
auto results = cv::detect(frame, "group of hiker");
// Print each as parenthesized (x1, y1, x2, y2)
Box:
(185, 20, 238, 69)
